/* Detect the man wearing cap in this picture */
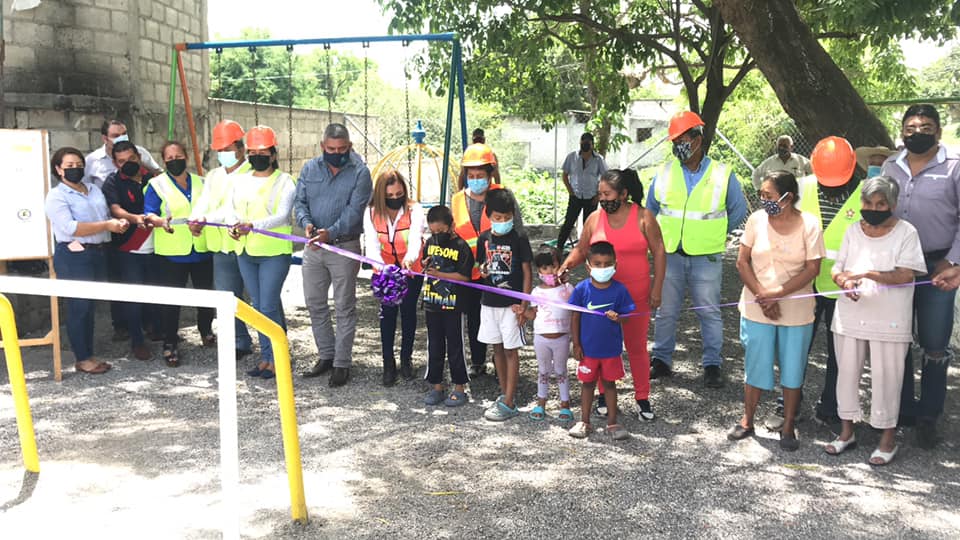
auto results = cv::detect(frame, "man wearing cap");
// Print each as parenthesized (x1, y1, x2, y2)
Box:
(882, 104, 960, 449)
(646, 111, 748, 388)
(557, 132, 608, 252)
(189, 120, 254, 358)
(751, 135, 813, 190)
(297, 123, 373, 387)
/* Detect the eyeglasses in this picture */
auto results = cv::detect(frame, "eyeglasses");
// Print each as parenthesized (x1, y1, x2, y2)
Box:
(903, 123, 937, 135)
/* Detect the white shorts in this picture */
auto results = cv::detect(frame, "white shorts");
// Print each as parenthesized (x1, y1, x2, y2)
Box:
(478, 304, 524, 349)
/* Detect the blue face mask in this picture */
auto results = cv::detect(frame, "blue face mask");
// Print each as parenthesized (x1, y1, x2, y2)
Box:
(467, 177, 489, 195)
(589, 265, 616, 283)
(866, 165, 882, 178)
(324, 151, 350, 168)
(490, 219, 514, 235)
(761, 192, 788, 216)
(111, 134, 129, 144)
(218, 151, 239, 169)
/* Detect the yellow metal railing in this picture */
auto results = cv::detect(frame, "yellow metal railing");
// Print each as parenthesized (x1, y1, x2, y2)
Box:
(235, 299, 308, 523)
(0, 293, 40, 474)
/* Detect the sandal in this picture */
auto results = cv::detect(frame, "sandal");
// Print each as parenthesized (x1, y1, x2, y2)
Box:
(163, 346, 180, 368)
(558, 408, 574, 422)
(529, 405, 546, 421)
(444, 390, 468, 407)
(869, 445, 898, 466)
(568, 421, 591, 438)
(824, 435, 857, 456)
(260, 365, 276, 379)
(727, 423, 755, 441)
(606, 423, 630, 441)
(202, 334, 217, 348)
(75, 360, 111, 374)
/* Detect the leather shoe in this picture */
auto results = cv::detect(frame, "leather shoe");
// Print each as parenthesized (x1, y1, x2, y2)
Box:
(131, 344, 151, 361)
(329, 367, 350, 387)
(302, 358, 333, 378)
(382, 367, 398, 387)
(399, 359, 414, 381)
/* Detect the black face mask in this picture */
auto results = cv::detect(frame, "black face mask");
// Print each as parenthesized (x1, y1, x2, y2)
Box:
(248, 154, 272, 171)
(777, 148, 791, 159)
(861, 209, 893, 226)
(62, 167, 85, 184)
(385, 197, 406, 211)
(432, 232, 451, 245)
(120, 161, 141, 178)
(903, 132, 937, 154)
(580, 142, 592, 153)
(165, 158, 187, 176)
(599, 198, 622, 214)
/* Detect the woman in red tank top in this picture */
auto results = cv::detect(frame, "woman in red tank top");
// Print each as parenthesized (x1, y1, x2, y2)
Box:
(560, 169, 666, 420)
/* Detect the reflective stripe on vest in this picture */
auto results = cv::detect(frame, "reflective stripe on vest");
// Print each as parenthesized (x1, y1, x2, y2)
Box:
(655, 159, 730, 255)
(151, 173, 207, 256)
(237, 170, 295, 257)
(452, 184, 502, 280)
(203, 162, 251, 253)
(372, 207, 423, 272)
(814, 185, 862, 293)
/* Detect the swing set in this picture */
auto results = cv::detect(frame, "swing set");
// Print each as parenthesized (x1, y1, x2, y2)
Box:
(167, 33, 468, 204)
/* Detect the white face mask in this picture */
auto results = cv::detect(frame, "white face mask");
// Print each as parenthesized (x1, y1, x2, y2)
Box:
(111, 134, 129, 144)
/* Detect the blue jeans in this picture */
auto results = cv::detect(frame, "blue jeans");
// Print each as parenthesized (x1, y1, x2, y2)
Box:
(901, 259, 956, 420)
(53, 242, 108, 362)
(214, 252, 253, 351)
(238, 253, 291, 364)
(377, 275, 424, 366)
(116, 251, 161, 346)
(652, 252, 723, 367)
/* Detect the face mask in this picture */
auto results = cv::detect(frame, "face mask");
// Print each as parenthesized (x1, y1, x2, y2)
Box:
(538, 273, 558, 286)
(866, 165, 882, 178)
(761, 193, 788, 216)
(672, 140, 694, 162)
(165, 158, 187, 176)
(248, 154, 272, 171)
(120, 160, 141, 178)
(218, 151, 239, 169)
(111, 134, 129, 144)
(62, 167, 84, 183)
(861, 209, 892, 226)
(580, 142, 591, 153)
(467, 177, 489, 195)
(599, 198, 622, 214)
(323, 151, 350, 168)
(432, 232, 451, 245)
(903, 132, 936, 154)
(589, 266, 616, 283)
(385, 197, 406, 210)
(777, 148, 791, 159)
(490, 219, 514, 235)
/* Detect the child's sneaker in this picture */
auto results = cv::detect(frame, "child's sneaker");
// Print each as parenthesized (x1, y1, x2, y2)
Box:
(483, 400, 519, 421)
(606, 423, 630, 441)
(568, 421, 591, 438)
(593, 394, 608, 418)
(637, 399, 655, 421)
(424, 389, 444, 406)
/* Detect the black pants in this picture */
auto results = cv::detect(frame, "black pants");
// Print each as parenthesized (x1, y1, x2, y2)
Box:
(426, 310, 468, 385)
(557, 196, 598, 251)
(459, 282, 486, 367)
(378, 275, 423, 368)
(812, 295, 837, 417)
(161, 257, 215, 346)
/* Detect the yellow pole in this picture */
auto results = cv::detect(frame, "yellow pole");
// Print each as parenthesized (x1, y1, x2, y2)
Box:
(234, 300, 308, 523)
(0, 294, 40, 473)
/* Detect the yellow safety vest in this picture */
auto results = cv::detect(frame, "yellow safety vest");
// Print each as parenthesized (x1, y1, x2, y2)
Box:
(203, 161, 251, 253)
(795, 174, 862, 293)
(655, 159, 730, 255)
(234, 170, 296, 256)
(150, 173, 208, 256)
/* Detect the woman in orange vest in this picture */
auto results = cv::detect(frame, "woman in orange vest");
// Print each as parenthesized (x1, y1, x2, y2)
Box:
(363, 169, 425, 386)
(451, 143, 525, 376)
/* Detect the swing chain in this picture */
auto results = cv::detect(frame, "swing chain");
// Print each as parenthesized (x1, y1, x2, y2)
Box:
(363, 42, 369, 163)
(287, 44, 295, 173)
(324, 44, 333, 125)
(249, 46, 259, 125)
(404, 61, 412, 184)
(215, 48, 224, 122)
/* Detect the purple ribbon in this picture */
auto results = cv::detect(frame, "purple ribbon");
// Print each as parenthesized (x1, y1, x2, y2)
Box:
(198, 221, 935, 319)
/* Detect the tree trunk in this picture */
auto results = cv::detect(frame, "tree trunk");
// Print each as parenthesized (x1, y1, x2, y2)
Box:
(714, 0, 894, 149)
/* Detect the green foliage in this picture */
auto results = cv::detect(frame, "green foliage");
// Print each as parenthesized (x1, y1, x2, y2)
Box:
(501, 168, 559, 224)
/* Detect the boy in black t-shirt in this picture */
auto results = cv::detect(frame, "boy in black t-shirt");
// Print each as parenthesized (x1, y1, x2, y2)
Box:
(476, 188, 533, 422)
(421, 205, 475, 407)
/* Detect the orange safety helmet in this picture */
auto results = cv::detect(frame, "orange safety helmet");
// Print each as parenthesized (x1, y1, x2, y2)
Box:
(211, 120, 245, 151)
(811, 136, 855, 188)
(245, 125, 278, 150)
(461, 143, 497, 167)
(668, 111, 705, 141)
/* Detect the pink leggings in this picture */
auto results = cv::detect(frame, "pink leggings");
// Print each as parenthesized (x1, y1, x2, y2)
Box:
(534, 334, 571, 401)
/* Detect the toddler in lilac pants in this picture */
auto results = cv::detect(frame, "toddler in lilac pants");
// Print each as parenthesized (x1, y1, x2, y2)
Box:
(525, 246, 574, 422)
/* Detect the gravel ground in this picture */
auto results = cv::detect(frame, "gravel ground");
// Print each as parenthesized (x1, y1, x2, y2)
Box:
(1, 248, 958, 539)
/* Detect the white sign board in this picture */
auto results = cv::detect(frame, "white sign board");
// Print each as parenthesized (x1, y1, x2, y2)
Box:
(0, 129, 51, 260)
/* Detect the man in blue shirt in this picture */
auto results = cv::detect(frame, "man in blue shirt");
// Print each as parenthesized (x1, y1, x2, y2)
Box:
(297, 123, 373, 387)
(645, 111, 748, 388)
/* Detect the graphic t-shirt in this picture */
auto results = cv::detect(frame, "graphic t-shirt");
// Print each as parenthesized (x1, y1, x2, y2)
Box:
(475, 229, 533, 308)
(421, 235, 474, 312)
(531, 283, 574, 335)
(568, 279, 636, 358)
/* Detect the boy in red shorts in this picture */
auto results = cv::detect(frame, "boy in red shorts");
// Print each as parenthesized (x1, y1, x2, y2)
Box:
(568, 241, 636, 440)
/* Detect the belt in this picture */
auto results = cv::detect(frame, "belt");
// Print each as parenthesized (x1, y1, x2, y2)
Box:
(331, 234, 360, 244)
(59, 242, 108, 249)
